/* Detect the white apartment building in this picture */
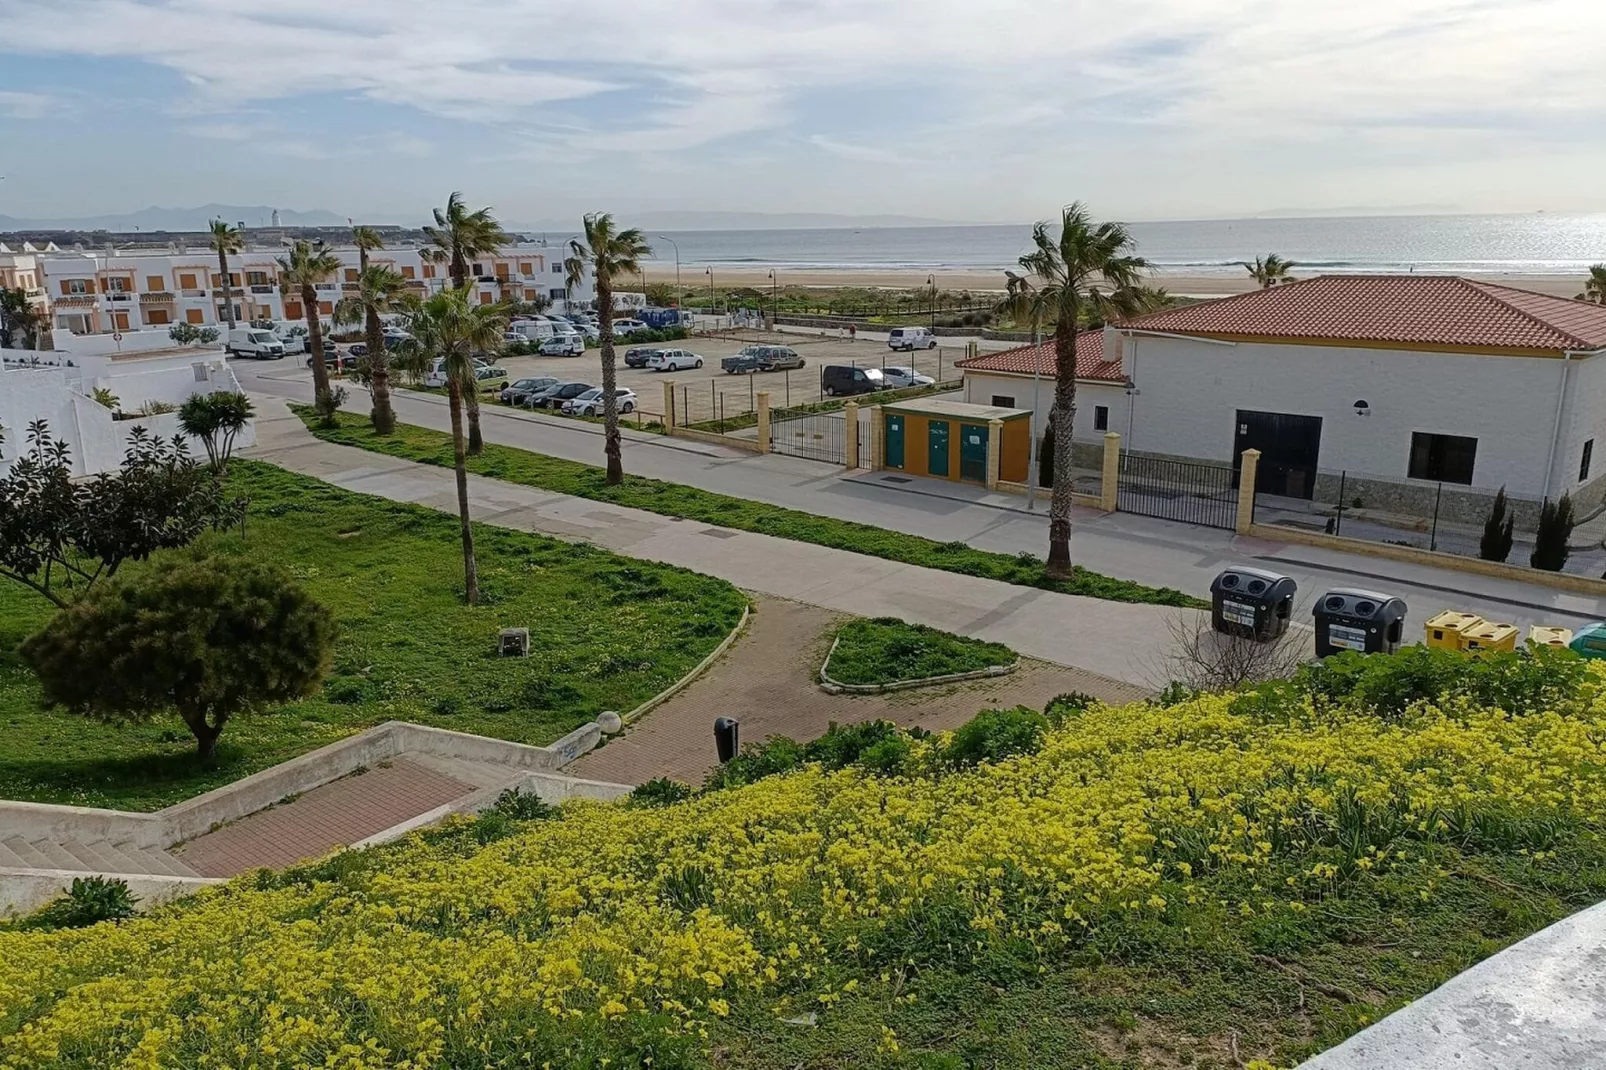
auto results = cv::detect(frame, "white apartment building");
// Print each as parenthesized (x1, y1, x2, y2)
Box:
(37, 241, 592, 337)
(0, 243, 51, 342)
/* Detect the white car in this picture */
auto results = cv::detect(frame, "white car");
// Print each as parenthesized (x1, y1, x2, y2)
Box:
(611, 319, 649, 336)
(888, 326, 938, 351)
(563, 388, 638, 416)
(539, 335, 586, 357)
(645, 348, 704, 372)
(424, 356, 490, 388)
(881, 365, 936, 389)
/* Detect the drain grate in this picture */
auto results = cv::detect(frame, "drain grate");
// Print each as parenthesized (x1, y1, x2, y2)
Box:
(880, 476, 913, 484)
(700, 528, 739, 539)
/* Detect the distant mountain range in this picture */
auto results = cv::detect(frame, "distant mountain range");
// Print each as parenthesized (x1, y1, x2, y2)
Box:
(508, 210, 967, 232)
(0, 204, 359, 232)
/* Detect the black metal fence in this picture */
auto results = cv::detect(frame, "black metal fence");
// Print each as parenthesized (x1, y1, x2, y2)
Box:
(771, 408, 854, 464)
(1117, 454, 1238, 530)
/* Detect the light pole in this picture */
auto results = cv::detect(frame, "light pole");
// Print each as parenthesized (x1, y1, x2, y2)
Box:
(768, 269, 778, 326)
(926, 274, 936, 332)
(706, 266, 715, 317)
(656, 234, 681, 317)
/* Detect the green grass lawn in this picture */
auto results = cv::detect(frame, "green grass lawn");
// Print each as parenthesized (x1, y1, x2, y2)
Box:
(0, 461, 746, 811)
(296, 408, 1204, 608)
(825, 617, 1016, 686)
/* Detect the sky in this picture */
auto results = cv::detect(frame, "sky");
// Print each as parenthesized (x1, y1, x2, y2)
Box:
(0, 0, 1602, 226)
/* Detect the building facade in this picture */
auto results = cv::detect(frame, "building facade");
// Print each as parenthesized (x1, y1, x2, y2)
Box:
(36, 241, 593, 336)
(957, 276, 1606, 525)
(0, 243, 51, 343)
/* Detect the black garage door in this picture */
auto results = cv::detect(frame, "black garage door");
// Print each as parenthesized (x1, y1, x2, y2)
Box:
(1233, 410, 1323, 500)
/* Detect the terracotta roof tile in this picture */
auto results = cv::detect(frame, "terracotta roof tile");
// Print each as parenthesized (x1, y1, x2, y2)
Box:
(955, 329, 1124, 381)
(1116, 275, 1606, 353)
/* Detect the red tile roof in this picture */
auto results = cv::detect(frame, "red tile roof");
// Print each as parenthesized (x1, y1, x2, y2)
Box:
(955, 329, 1125, 381)
(1116, 275, 1606, 354)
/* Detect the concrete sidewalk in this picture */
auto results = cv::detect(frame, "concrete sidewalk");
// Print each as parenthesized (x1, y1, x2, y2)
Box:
(236, 361, 1606, 638)
(244, 402, 1185, 687)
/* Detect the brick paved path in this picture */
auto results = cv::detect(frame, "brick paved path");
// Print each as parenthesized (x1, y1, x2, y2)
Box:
(173, 759, 473, 877)
(570, 596, 1151, 787)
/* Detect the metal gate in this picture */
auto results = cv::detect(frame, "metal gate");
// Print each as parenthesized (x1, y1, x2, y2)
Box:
(771, 408, 853, 464)
(1117, 454, 1238, 530)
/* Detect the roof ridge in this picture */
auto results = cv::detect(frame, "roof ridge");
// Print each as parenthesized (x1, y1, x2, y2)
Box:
(1456, 277, 1593, 350)
(1115, 274, 1328, 328)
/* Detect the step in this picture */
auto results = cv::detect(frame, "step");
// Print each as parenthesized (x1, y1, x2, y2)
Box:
(125, 844, 200, 879)
(407, 753, 525, 790)
(85, 840, 156, 874)
(0, 840, 31, 869)
(2, 836, 52, 868)
(59, 840, 123, 873)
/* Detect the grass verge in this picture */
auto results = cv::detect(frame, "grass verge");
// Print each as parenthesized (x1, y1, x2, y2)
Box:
(293, 407, 1203, 608)
(825, 617, 1015, 687)
(0, 460, 746, 811)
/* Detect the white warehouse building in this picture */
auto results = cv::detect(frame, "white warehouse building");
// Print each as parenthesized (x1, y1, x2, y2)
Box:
(958, 275, 1606, 526)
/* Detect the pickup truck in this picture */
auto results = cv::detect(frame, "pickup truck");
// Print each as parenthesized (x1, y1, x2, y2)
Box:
(721, 348, 767, 374)
(723, 345, 806, 373)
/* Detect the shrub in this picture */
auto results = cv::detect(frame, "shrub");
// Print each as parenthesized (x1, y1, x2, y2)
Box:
(19, 877, 137, 931)
(177, 391, 255, 470)
(629, 777, 695, 808)
(802, 719, 903, 769)
(1044, 691, 1098, 726)
(945, 706, 1048, 767)
(1531, 492, 1575, 571)
(703, 735, 806, 790)
(20, 555, 338, 757)
(168, 322, 219, 347)
(313, 385, 349, 429)
(1479, 486, 1515, 562)
(857, 734, 912, 775)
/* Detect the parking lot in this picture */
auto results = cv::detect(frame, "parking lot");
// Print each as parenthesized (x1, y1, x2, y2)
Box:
(492, 329, 968, 423)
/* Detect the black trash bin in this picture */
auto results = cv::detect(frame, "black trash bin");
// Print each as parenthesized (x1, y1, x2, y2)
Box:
(1312, 589, 1407, 657)
(713, 717, 740, 763)
(1210, 566, 1297, 641)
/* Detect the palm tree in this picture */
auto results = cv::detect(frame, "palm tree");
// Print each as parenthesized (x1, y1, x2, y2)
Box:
(277, 240, 343, 406)
(423, 193, 511, 455)
(1577, 264, 1606, 304)
(0, 287, 42, 349)
(209, 220, 243, 331)
(406, 287, 509, 604)
(565, 214, 651, 485)
(1002, 203, 1147, 579)
(1242, 253, 1295, 288)
(334, 264, 408, 433)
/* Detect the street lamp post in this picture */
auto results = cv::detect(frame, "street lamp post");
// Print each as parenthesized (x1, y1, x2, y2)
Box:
(927, 274, 936, 332)
(656, 234, 681, 316)
(706, 267, 715, 317)
(768, 269, 778, 326)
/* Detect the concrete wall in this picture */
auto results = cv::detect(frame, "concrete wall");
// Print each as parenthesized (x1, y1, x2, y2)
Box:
(961, 371, 1128, 446)
(1, 869, 224, 917)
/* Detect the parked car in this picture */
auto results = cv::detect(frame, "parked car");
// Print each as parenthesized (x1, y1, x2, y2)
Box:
(306, 345, 356, 370)
(611, 319, 649, 336)
(820, 365, 887, 397)
(526, 381, 595, 409)
(888, 326, 938, 351)
(563, 388, 638, 416)
(226, 327, 286, 359)
(881, 365, 935, 389)
(624, 346, 662, 369)
(538, 335, 586, 357)
(423, 356, 490, 388)
(502, 376, 559, 405)
(721, 347, 768, 374)
(272, 325, 308, 354)
(757, 345, 805, 371)
(646, 348, 704, 371)
(474, 364, 509, 392)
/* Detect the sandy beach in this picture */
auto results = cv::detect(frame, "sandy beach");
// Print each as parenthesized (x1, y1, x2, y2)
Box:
(642, 265, 1588, 300)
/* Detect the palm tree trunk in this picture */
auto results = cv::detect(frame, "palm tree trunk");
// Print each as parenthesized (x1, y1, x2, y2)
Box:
(597, 278, 623, 484)
(1045, 313, 1078, 580)
(304, 282, 332, 402)
(447, 376, 479, 605)
(217, 249, 236, 331)
(366, 306, 395, 433)
(448, 253, 485, 454)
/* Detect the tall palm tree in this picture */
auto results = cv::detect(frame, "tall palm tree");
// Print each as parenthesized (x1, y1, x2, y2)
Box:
(565, 214, 651, 485)
(423, 193, 511, 455)
(1002, 203, 1147, 579)
(1242, 253, 1295, 288)
(277, 240, 343, 405)
(1577, 264, 1606, 304)
(209, 220, 243, 331)
(406, 287, 509, 604)
(334, 264, 408, 433)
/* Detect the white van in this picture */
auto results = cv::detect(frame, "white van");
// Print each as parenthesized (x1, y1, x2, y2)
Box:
(511, 318, 563, 342)
(424, 356, 490, 389)
(226, 327, 286, 359)
(887, 327, 937, 352)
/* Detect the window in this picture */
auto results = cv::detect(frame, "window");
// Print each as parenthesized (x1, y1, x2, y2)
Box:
(422, 264, 435, 278)
(479, 291, 493, 305)
(146, 275, 165, 292)
(143, 308, 171, 326)
(63, 279, 89, 295)
(553, 262, 563, 273)
(549, 287, 567, 300)
(106, 277, 130, 293)
(344, 268, 359, 283)
(1409, 432, 1477, 485)
(246, 270, 269, 286)
(518, 261, 533, 275)
(1094, 405, 1109, 431)
(284, 301, 303, 320)
(186, 309, 205, 325)
(318, 301, 334, 316)
(179, 273, 198, 290)
(401, 265, 415, 279)
(471, 262, 484, 276)
(990, 395, 1016, 408)
(1583, 439, 1596, 483)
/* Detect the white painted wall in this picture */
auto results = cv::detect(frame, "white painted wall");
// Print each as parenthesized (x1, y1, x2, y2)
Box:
(961, 372, 1128, 444)
(1552, 351, 1606, 499)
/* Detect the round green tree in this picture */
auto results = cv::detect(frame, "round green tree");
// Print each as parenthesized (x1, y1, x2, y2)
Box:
(21, 555, 337, 759)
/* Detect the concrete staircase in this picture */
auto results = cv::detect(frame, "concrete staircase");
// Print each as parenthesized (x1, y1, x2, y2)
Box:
(406, 754, 530, 792)
(0, 834, 200, 879)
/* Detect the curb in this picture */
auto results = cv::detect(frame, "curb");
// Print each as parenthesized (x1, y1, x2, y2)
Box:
(621, 603, 752, 725)
(816, 634, 1020, 695)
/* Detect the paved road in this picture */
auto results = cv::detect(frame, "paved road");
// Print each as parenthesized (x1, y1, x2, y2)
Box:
(234, 358, 1606, 640)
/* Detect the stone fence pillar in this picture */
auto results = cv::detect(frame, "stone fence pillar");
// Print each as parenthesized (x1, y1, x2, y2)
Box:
(1237, 449, 1261, 535)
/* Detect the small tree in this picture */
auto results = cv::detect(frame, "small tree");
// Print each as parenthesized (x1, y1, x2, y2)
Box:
(1479, 486, 1516, 562)
(1530, 493, 1576, 572)
(21, 556, 337, 758)
(1037, 417, 1055, 488)
(177, 391, 255, 470)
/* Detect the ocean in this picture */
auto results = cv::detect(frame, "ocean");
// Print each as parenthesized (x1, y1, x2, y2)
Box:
(643, 214, 1606, 277)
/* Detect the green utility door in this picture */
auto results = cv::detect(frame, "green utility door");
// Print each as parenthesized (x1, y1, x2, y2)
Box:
(885, 413, 906, 468)
(959, 424, 988, 482)
(928, 420, 950, 477)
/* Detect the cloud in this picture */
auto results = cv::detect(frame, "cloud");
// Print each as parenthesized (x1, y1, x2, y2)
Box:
(0, 89, 62, 120)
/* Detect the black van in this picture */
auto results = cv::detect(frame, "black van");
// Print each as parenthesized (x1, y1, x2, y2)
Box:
(820, 365, 887, 397)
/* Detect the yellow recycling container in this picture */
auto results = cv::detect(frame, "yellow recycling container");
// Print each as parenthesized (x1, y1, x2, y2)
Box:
(1424, 611, 1484, 651)
(1528, 626, 1574, 648)
(1463, 620, 1519, 653)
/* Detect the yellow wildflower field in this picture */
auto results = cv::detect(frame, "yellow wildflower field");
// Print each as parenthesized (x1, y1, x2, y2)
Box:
(4, 678, 1606, 1068)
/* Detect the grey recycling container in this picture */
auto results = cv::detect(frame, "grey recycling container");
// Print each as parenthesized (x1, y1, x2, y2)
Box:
(1313, 588, 1407, 658)
(1210, 566, 1297, 641)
